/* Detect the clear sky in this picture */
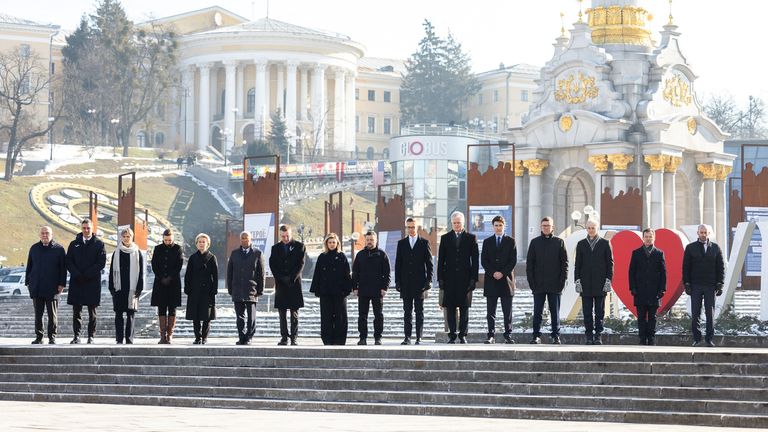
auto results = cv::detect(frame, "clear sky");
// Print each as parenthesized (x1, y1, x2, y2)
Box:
(4, 0, 764, 105)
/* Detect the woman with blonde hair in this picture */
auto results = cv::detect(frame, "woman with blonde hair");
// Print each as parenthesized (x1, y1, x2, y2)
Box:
(310, 233, 352, 345)
(108, 227, 144, 344)
(185, 233, 218, 344)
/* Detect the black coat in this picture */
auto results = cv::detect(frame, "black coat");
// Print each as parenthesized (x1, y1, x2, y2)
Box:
(682, 241, 725, 289)
(574, 237, 614, 297)
(226, 245, 265, 303)
(150, 243, 183, 308)
(481, 235, 517, 298)
(184, 250, 218, 321)
(629, 246, 667, 306)
(66, 234, 107, 306)
(394, 236, 433, 300)
(108, 250, 144, 312)
(437, 230, 479, 308)
(352, 247, 391, 297)
(309, 250, 352, 298)
(25, 241, 67, 300)
(526, 233, 568, 294)
(269, 240, 305, 310)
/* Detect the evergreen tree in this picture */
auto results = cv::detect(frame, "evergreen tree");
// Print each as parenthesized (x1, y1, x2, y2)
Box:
(400, 20, 480, 125)
(267, 108, 289, 159)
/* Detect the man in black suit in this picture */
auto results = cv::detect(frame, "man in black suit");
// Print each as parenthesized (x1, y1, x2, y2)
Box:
(481, 215, 517, 344)
(526, 216, 568, 344)
(574, 220, 613, 345)
(352, 231, 390, 345)
(683, 224, 725, 347)
(437, 211, 479, 344)
(395, 217, 433, 345)
(26, 226, 67, 344)
(629, 228, 666, 346)
(269, 225, 306, 346)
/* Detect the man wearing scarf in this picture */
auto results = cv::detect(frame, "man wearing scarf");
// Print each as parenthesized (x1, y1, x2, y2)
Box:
(683, 224, 725, 347)
(108, 228, 144, 344)
(629, 228, 667, 345)
(574, 219, 614, 345)
(26, 226, 67, 344)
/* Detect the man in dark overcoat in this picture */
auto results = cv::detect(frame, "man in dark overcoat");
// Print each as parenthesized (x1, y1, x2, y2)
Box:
(481, 215, 517, 344)
(269, 225, 305, 345)
(227, 231, 265, 345)
(629, 228, 667, 346)
(352, 231, 391, 345)
(683, 224, 725, 347)
(66, 219, 107, 344)
(526, 216, 568, 344)
(394, 217, 433, 345)
(26, 226, 67, 344)
(574, 220, 614, 345)
(437, 211, 479, 344)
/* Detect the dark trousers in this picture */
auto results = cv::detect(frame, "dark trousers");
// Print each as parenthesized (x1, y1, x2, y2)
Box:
(402, 297, 424, 339)
(193, 320, 211, 341)
(319, 296, 347, 345)
(532, 293, 561, 337)
(278, 308, 299, 339)
(582, 295, 606, 336)
(486, 296, 513, 338)
(72, 304, 97, 338)
(33, 297, 58, 339)
(115, 311, 135, 343)
(637, 304, 658, 341)
(691, 284, 716, 342)
(358, 296, 383, 339)
(446, 305, 469, 339)
(157, 306, 176, 317)
(234, 301, 257, 342)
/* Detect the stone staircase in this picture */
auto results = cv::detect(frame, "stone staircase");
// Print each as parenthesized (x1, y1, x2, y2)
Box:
(0, 345, 765, 428)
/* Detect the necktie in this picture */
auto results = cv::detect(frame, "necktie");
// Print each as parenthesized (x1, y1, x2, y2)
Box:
(497, 236, 501, 248)
(455, 232, 461, 247)
(410, 237, 415, 249)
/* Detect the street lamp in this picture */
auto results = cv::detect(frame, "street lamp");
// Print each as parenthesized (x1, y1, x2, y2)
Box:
(221, 128, 231, 166)
(571, 205, 599, 230)
(48, 117, 55, 160)
(110, 118, 120, 156)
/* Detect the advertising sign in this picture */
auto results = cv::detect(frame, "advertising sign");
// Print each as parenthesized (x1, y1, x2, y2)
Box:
(376, 230, 400, 287)
(244, 212, 275, 277)
(744, 206, 767, 276)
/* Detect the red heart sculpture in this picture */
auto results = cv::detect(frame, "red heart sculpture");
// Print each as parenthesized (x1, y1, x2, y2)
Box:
(610, 229, 686, 317)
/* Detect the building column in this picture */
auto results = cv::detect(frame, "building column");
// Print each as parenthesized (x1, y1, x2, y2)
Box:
(182, 66, 195, 148)
(236, 64, 244, 119)
(209, 65, 218, 120)
(299, 66, 309, 121)
(197, 63, 211, 151)
(333, 68, 346, 154)
(697, 163, 718, 233)
(345, 70, 356, 154)
(224, 60, 237, 152)
(663, 156, 682, 230)
(522, 159, 549, 248)
(715, 164, 733, 249)
(311, 64, 326, 155)
(588, 155, 609, 217)
(285, 61, 298, 152)
(514, 160, 525, 260)
(644, 155, 668, 228)
(254, 59, 267, 142)
(607, 153, 634, 196)
(276, 63, 285, 114)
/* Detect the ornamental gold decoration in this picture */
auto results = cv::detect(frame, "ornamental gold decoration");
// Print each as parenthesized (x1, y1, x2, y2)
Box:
(664, 156, 683, 173)
(513, 160, 524, 177)
(662, 74, 693, 107)
(522, 159, 549, 176)
(644, 154, 670, 172)
(687, 117, 697, 135)
(588, 155, 609, 172)
(555, 73, 599, 104)
(715, 164, 733, 181)
(696, 163, 718, 180)
(607, 154, 634, 171)
(559, 115, 574, 132)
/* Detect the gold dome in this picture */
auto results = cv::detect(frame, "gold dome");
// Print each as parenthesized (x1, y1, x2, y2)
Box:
(586, 5, 653, 46)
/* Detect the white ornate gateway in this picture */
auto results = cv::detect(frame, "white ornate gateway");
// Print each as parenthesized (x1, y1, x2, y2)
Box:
(501, 0, 735, 257)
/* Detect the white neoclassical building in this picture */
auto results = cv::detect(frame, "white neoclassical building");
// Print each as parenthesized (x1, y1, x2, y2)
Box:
(501, 0, 735, 256)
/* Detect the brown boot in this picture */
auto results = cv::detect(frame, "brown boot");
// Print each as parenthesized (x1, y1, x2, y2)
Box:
(166, 316, 176, 344)
(158, 316, 168, 344)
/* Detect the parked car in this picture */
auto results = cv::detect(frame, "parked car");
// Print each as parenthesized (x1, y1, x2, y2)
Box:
(0, 272, 28, 297)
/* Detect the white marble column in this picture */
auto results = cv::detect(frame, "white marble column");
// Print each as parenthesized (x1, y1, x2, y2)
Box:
(311, 64, 326, 155)
(264, 64, 271, 119)
(522, 159, 548, 248)
(236, 64, 244, 119)
(182, 67, 195, 147)
(333, 68, 346, 154)
(224, 60, 237, 152)
(345, 70, 356, 153)
(299, 66, 309, 121)
(645, 155, 666, 228)
(716, 177, 727, 253)
(276, 64, 285, 114)
(285, 61, 298, 151)
(254, 60, 267, 142)
(697, 163, 717, 235)
(514, 161, 524, 260)
(209, 66, 218, 119)
(663, 157, 682, 229)
(197, 63, 211, 151)
(588, 155, 608, 217)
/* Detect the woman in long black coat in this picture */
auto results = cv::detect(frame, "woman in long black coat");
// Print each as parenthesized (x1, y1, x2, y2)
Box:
(184, 233, 217, 344)
(108, 228, 144, 344)
(150, 229, 184, 344)
(309, 233, 352, 345)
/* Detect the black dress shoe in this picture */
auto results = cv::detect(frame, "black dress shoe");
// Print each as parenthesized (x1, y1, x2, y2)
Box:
(31, 338, 43, 345)
(192, 339, 201, 345)
(706, 340, 716, 347)
(414, 338, 421, 345)
(504, 336, 515, 344)
(357, 338, 367, 346)
(70, 337, 80, 344)
(401, 338, 411, 345)
(551, 336, 562, 345)
(277, 338, 288, 346)
(235, 340, 244, 345)
(458, 336, 468, 344)
(374, 339, 382, 345)
(201, 339, 207, 345)
(484, 337, 495, 344)
(530, 337, 541, 344)
(692, 340, 701, 347)
(593, 335, 603, 345)
(48, 338, 56, 345)
(87, 337, 94, 344)
(290, 338, 298, 346)
(447, 339, 456, 344)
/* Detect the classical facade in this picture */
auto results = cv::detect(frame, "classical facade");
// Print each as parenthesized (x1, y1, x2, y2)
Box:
(501, 0, 734, 256)
(464, 63, 539, 132)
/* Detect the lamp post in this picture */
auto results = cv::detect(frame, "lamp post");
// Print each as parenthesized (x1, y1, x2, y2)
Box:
(110, 118, 120, 156)
(48, 117, 55, 160)
(221, 128, 231, 166)
(571, 205, 598, 230)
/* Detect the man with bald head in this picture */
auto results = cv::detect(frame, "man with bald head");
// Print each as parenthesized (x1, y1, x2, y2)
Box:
(683, 224, 725, 347)
(26, 226, 67, 344)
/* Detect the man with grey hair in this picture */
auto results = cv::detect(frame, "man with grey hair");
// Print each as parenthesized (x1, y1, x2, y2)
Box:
(683, 224, 725, 347)
(438, 211, 479, 343)
(574, 219, 613, 345)
(26, 226, 67, 344)
(227, 231, 265, 345)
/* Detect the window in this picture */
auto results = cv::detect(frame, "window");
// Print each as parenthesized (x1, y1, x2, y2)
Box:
(156, 103, 165, 121)
(383, 118, 391, 135)
(19, 76, 30, 94)
(355, 88, 359, 100)
(366, 147, 375, 160)
(368, 90, 375, 101)
(493, 90, 499, 102)
(155, 132, 165, 146)
(355, 115, 360, 133)
(136, 131, 146, 148)
(521, 90, 529, 102)
(383, 91, 391, 103)
(19, 44, 30, 58)
(367, 116, 375, 133)
(478, 93, 483, 105)
(247, 88, 255, 113)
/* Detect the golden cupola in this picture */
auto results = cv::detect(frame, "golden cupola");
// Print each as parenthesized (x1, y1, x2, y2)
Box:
(586, 0, 653, 46)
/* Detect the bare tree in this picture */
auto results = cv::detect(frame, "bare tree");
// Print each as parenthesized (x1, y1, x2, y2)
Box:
(0, 49, 60, 181)
(704, 94, 767, 139)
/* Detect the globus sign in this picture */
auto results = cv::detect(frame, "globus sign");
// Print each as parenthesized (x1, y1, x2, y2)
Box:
(389, 135, 474, 161)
